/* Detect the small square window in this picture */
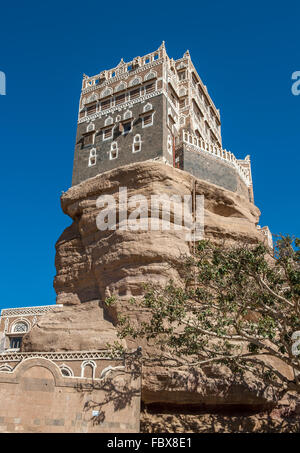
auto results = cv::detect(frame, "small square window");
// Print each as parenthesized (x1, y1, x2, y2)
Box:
(143, 114, 153, 128)
(10, 337, 22, 349)
(103, 127, 113, 140)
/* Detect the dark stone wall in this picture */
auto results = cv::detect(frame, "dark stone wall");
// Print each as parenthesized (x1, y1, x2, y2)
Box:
(183, 147, 250, 199)
(72, 94, 165, 185)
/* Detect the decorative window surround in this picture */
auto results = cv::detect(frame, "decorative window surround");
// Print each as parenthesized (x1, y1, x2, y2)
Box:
(109, 142, 118, 160)
(103, 126, 114, 141)
(132, 134, 142, 153)
(88, 148, 97, 167)
(142, 113, 154, 128)
(81, 360, 97, 379)
(59, 364, 74, 377)
(78, 88, 164, 124)
(0, 364, 13, 372)
(11, 320, 30, 334)
(82, 59, 163, 95)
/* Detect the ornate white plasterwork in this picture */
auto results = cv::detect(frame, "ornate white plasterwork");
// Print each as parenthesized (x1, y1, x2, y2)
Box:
(0, 350, 123, 362)
(101, 87, 113, 98)
(82, 59, 163, 95)
(1, 305, 63, 318)
(78, 89, 164, 124)
(115, 81, 127, 92)
(144, 70, 157, 81)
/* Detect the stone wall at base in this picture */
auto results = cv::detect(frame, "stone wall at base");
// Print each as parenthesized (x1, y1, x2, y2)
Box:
(0, 356, 141, 433)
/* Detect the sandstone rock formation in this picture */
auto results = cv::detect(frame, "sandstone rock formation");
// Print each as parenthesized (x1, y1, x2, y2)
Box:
(23, 161, 297, 432)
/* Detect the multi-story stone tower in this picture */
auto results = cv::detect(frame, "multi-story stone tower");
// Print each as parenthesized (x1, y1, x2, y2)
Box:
(73, 42, 253, 201)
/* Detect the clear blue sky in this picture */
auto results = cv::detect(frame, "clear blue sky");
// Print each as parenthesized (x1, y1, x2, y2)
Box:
(0, 0, 299, 311)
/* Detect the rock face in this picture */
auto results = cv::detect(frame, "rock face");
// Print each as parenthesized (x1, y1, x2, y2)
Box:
(23, 161, 295, 432)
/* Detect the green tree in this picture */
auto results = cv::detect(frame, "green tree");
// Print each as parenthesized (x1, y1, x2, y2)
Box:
(109, 235, 300, 395)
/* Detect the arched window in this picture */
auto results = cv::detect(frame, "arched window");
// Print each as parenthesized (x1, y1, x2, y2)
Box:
(101, 87, 113, 98)
(129, 77, 142, 87)
(88, 148, 97, 167)
(115, 81, 127, 92)
(110, 142, 118, 160)
(81, 360, 96, 379)
(12, 321, 29, 333)
(59, 364, 74, 377)
(132, 134, 142, 153)
(105, 116, 113, 126)
(123, 110, 132, 120)
(143, 103, 152, 113)
(144, 71, 156, 81)
(87, 122, 95, 132)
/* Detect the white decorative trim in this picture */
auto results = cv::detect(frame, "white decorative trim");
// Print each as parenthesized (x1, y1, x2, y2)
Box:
(83, 92, 99, 105)
(0, 364, 13, 372)
(104, 116, 113, 126)
(143, 103, 152, 112)
(1, 305, 62, 318)
(100, 87, 113, 98)
(142, 112, 154, 128)
(132, 134, 142, 153)
(87, 122, 95, 132)
(123, 109, 132, 120)
(78, 88, 164, 124)
(88, 148, 97, 167)
(180, 131, 251, 187)
(129, 76, 142, 87)
(0, 350, 123, 362)
(114, 81, 127, 92)
(109, 142, 118, 160)
(102, 126, 114, 141)
(100, 365, 125, 379)
(144, 70, 157, 81)
(82, 59, 163, 95)
(59, 363, 74, 377)
(81, 360, 97, 378)
(11, 319, 30, 334)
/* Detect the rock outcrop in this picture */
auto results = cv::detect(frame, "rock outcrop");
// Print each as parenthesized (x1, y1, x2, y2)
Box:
(23, 161, 297, 432)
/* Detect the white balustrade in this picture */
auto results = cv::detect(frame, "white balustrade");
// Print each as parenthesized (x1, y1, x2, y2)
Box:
(181, 131, 251, 186)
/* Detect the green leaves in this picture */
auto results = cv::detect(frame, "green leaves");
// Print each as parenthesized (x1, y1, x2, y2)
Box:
(114, 235, 300, 394)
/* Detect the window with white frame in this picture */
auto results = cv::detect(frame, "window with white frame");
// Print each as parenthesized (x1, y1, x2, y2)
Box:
(168, 135, 173, 155)
(59, 365, 74, 377)
(87, 122, 95, 132)
(110, 142, 118, 159)
(81, 360, 96, 379)
(142, 113, 153, 128)
(103, 126, 113, 140)
(88, 148, 97, 166)
(12, 321, 28, 333)
(105, 116, 113, 126)
(132, 134, 142, 153)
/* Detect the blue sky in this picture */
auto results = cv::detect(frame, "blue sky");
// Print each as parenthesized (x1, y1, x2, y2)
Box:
(0, 0, 299, 311)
